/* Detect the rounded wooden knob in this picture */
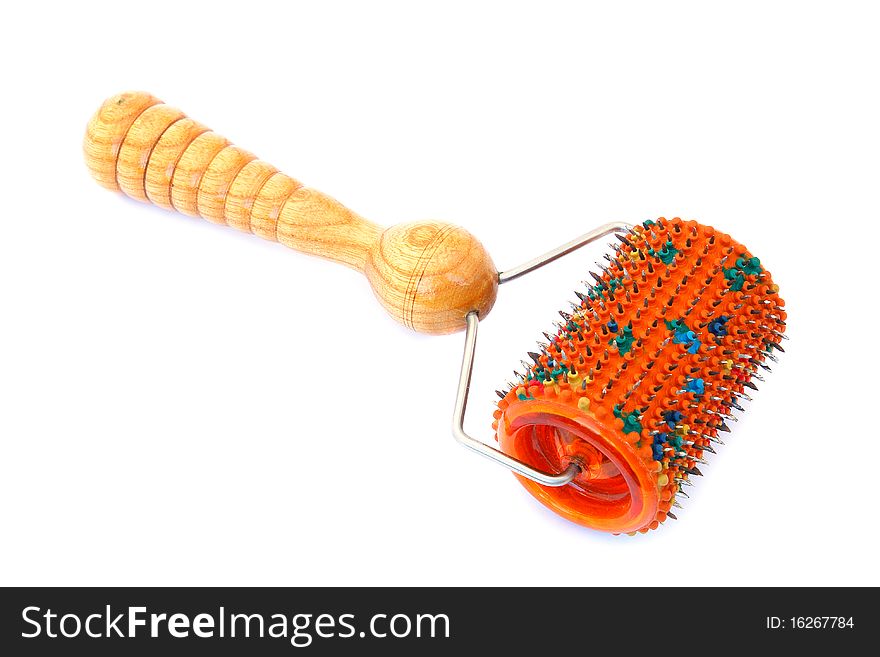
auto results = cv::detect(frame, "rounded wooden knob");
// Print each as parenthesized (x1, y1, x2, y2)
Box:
(364, 222, 498, 334)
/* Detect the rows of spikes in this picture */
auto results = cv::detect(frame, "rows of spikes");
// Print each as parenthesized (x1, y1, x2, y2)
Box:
(493, 217, 786, 533)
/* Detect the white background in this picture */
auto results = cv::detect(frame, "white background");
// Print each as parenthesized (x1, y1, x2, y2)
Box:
(2, 1, 878, 586)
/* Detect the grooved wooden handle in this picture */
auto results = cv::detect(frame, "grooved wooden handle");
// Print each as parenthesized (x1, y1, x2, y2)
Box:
(84, 91, 498, 334)
(84, 91, 381, 271)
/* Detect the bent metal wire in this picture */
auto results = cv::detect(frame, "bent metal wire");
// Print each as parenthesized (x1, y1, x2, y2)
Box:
(452, 222, 633, 486)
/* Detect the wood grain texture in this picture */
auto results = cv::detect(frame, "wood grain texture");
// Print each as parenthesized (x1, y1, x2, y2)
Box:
(144, 118, 209, 209)
(170, 132, 230, 216)
(249, 172, 302, 241)
(364, 222, 498, 334)
(224, 159, 278, 232)
(83, 92, 160, 190)
(197, 145, 256, 224)
(277, 187, 382, 272)
(116, 104, 185, 201)
(84, 91, 499, 334)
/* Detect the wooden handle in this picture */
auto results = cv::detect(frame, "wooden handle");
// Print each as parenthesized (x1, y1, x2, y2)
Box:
(84, 92, 498, 334)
